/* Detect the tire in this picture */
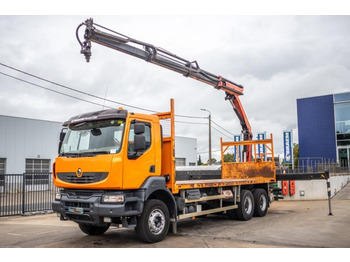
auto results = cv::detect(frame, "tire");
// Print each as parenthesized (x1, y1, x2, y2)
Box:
(135, 199, 170, 243)
(78, 223, 110, 235)
(235, 190, 254, 221)
(253, 188, 268, 217)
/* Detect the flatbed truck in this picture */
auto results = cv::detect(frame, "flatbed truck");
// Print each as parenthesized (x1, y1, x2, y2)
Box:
(52, 19, 276, 243)
(52, 98, 276, 243)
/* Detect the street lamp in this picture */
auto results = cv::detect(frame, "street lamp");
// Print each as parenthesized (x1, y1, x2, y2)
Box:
(201, 108, 212, 165)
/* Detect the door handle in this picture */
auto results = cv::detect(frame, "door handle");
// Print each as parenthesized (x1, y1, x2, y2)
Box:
(149, 165, 155, 173)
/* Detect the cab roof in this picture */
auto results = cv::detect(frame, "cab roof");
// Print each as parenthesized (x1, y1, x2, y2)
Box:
(63, 109, 128, 127)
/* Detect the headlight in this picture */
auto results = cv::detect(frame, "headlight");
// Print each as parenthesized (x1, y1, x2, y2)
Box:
(102, 195, 124, 203)
(55, 193, 61, 200)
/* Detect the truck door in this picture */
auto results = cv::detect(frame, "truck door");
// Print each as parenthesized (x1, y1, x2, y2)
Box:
(123, 120, 156, 189)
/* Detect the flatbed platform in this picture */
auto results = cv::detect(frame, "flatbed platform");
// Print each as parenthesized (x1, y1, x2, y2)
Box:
(175, 178, 275, 190)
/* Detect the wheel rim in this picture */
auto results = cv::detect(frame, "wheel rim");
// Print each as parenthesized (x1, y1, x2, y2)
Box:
(259, 194, 267, 211)
(244, 197, 253, 214)
(148, 208, 165, 235)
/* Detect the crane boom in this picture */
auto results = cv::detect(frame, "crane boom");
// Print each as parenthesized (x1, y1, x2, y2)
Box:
(76, 18, 253, 160)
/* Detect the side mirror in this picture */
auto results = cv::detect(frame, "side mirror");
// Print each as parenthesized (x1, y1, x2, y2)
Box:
(58, 128, 67, 154)
(134, 134, 146, 152)
(134, 123, 145, 134)
(60, 128, 67, 142)
(128, 122, 146, 159)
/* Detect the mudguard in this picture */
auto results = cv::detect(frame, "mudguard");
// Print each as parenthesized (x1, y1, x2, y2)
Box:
(140, 176, 177, 219)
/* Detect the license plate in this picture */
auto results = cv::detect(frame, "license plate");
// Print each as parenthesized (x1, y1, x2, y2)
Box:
(68, 207, 84, 214)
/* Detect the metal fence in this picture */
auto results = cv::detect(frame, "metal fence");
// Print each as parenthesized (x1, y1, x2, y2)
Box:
(277, 165, 350, 175)
(279, 157, 350, 174)
(0, 173, 59, 217)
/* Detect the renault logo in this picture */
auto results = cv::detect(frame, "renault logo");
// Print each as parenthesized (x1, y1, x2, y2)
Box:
(77, 168, 83, 178)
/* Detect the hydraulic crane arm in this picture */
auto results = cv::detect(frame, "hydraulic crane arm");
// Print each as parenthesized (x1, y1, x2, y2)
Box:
(76, 18, 253, 159)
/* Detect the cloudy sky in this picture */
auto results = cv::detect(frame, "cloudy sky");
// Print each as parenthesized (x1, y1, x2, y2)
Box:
(0, 14, 349, 161)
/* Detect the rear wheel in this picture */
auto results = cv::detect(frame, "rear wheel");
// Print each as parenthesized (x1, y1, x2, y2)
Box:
(253, 188, 268, 217)
(78, 223, 110, 235)
(135, 199, 170, 243)
(236, 190, 254, 221)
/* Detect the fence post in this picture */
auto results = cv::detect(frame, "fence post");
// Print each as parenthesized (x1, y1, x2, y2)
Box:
(21, 173, 26, 215)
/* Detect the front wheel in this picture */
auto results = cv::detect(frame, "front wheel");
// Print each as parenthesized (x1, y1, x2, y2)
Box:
(135, 199, 170, 243)
(78, 223, 110, 235)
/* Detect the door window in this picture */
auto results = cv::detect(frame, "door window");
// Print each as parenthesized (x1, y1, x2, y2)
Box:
(338, 148, 349, 168)
(175, 158, 186, 166)
(128, 122, 151, 155)
(0, 158, 6, 174)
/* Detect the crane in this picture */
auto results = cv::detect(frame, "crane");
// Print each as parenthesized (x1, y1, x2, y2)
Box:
(76, 18, 253, 161)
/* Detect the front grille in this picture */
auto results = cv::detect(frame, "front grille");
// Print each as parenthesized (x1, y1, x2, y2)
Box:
(74, 191, 95, 197)
(57, 172, 108, 184)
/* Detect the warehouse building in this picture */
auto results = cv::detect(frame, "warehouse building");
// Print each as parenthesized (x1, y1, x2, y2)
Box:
(0, 115, 197, 174)
(175, 136, 197, 166)
(297, 92, 350, 168)
(0, 115, 62, 174)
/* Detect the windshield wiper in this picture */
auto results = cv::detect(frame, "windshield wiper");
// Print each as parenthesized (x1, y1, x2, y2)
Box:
(61, 152, 82, 157)
(61, 151, 110, 157)
(80, 151, 110, 156)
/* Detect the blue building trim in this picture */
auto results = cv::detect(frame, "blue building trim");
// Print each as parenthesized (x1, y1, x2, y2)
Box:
(297, 95, 337, 166)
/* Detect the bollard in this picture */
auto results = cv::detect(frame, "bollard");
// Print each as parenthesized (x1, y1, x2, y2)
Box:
(325, 171, 333, 216)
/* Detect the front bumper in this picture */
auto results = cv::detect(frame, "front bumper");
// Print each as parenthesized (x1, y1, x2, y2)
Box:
(52, 189, 144, 226)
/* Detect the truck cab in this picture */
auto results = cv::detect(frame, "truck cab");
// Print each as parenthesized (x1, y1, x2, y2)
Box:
(52, 107, 176, 243)
(54, 108, 162, 190)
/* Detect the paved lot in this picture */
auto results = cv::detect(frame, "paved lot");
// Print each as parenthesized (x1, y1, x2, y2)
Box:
(1, 183, 349, 248)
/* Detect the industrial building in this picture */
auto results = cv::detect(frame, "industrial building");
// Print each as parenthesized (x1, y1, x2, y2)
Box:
(175, 136, 197, 166)
(0, 115, 197, 174)
(297, 91, 350, 168)
(0, 115, 62, 174)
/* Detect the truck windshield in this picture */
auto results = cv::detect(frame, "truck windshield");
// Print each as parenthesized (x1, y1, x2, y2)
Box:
(61, 119, 125, 156)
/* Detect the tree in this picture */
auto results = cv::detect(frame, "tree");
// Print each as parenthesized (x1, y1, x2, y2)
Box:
(197, 155, 203, 165)
(281, 143, 299, 169)
(293, 143, 299, 168)
(209, 158, 217, 164)
(223, 152, 235, 163)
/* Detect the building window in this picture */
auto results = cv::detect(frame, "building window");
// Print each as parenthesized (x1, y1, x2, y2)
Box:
(175, 158, 186, 166)
(335, 102, 350, 147)
(335, 103, 350, 134)
(189, 162, 196, 166)
(25, 159, 50, 173)
(0, 158, 6, 174)
(334, 93, 350, 103)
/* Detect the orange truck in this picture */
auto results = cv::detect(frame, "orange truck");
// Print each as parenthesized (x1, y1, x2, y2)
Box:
(52, 19, 276, 243)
